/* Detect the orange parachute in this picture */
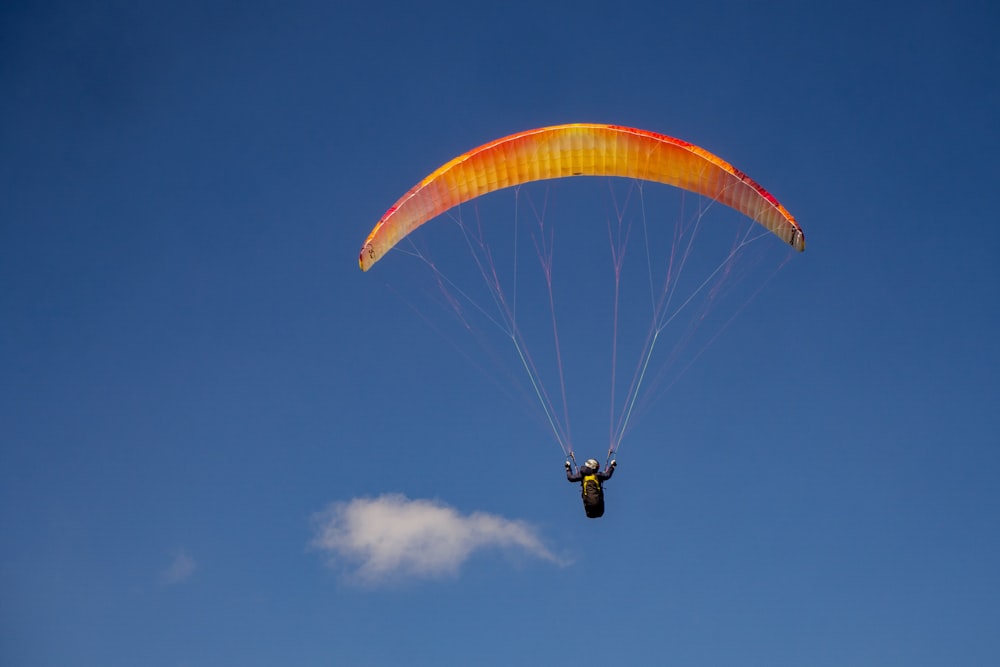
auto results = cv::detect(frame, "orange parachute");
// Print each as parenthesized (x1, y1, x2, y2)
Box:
(359, 123, 803, 270)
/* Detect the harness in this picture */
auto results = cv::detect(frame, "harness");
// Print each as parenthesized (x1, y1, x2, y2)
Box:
(581, 473, 601, 497)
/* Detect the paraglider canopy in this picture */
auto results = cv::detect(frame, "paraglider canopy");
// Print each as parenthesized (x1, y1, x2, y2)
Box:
(357, 122, 805, 460)
(360, 123, 804, 271)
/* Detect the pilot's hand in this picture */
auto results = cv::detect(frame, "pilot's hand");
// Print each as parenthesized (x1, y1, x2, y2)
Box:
(564, 461, 572, 471)
(610, 459, 617, 468)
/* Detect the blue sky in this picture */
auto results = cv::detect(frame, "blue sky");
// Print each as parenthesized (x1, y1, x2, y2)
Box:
(2, 0, 999, 665)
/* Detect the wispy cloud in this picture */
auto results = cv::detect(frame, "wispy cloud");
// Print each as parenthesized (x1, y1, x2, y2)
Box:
(310, 494, 565, 584)
(160, 549, 197, 585)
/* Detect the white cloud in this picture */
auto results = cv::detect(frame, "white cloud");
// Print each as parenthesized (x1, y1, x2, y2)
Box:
(310, 494, 565, 584)
(160, 549, 197, 585)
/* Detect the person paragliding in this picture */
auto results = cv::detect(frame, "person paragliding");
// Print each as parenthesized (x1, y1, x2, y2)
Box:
(358, 124, 805, 507)
(565, 457, 616, 518)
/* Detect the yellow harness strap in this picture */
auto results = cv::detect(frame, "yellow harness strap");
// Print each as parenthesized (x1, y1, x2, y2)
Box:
(582, 473, 600, 497)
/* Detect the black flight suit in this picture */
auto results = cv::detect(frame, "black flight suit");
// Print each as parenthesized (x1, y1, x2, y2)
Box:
(566, 464, 615, 518)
